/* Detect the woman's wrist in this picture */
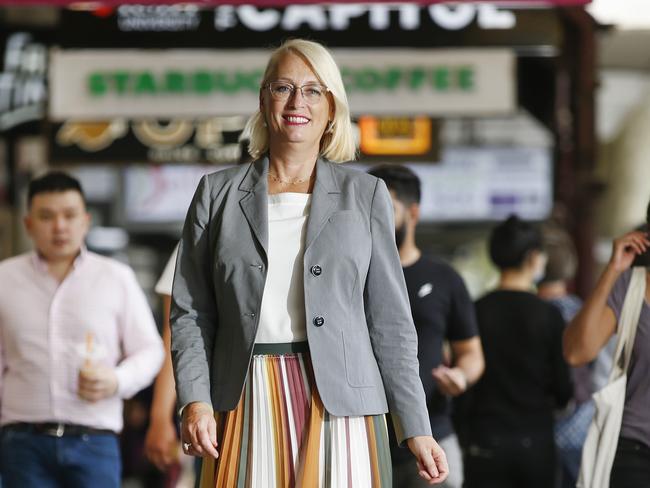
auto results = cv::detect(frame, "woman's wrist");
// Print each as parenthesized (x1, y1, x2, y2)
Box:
(604, 260, 625, 281)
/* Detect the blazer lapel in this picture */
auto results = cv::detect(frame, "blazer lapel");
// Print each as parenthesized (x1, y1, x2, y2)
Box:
(304, 158, 341, 251)
(239, 157, 269, 258)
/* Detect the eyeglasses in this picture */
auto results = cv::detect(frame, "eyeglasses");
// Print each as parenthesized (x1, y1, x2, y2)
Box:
(265, 81, 329, 104)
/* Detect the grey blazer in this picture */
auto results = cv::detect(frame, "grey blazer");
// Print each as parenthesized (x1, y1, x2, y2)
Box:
(170, 157, 431, 443)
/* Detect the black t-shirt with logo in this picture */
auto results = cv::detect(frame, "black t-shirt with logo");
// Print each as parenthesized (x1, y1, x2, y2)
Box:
(390, 256, 479, 462)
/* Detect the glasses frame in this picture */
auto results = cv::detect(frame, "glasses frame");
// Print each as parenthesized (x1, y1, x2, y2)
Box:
(264, 81, 330, 105)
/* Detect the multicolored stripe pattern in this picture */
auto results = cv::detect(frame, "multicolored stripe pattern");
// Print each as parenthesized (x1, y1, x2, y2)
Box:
(200, 344, 392, 487)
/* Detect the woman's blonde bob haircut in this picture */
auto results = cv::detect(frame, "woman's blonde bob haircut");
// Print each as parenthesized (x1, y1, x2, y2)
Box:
(243, 39, 356, 163)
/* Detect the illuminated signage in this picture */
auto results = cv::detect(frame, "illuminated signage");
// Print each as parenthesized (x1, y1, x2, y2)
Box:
(87, 69, 263, 96)
(0, 32, 47, 130)
(59, 6, 564, 50)
(212, 4, 516, 32)
(117, 5, 201, 31)
(359, 117, 433, 156)
(52, 117, 247, 165)
(50, 49, 514, 119)
(86, 65, 473, 97)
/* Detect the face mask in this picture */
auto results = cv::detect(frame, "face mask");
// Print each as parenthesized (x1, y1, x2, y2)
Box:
(395, 221, 407, 249)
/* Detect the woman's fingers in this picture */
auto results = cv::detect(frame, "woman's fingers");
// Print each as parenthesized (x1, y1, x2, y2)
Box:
(627, 235, 646, 253)
(181, 402, 219, 458)
(408, 436, 448, 485)
(417, 459, 433, 481)
(419, 448, 439, 479)
(431, 445, 449, 483)
(198, 427, 220, 459)
(181, 406, 219, 458)
(617, 232, 649, 255)
(207, 416, 220, 453)
(611, 232, 650, 271)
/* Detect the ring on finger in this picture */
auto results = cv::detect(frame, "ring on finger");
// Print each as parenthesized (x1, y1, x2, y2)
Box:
(183, 442, 192, 451)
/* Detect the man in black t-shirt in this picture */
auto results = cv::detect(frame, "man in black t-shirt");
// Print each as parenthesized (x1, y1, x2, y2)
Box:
(369, 165, 485, 488)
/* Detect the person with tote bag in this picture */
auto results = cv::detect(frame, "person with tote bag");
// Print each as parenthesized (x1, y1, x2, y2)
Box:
(564, 203, 650, 488)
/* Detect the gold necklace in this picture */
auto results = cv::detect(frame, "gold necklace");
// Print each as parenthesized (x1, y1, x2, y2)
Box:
(268, 171, 313, 185)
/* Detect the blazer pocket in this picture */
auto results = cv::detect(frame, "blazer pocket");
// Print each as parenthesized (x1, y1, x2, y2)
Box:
(341, 330, 376, 388)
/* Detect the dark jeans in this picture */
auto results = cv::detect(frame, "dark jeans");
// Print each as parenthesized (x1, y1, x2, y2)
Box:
(610, 437, 650, 488)
(0, 428, 121, 488)
(464, 431, 555, 488)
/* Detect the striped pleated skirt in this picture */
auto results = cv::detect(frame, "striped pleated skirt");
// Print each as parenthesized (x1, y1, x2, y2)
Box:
(199, 342, 392, 488)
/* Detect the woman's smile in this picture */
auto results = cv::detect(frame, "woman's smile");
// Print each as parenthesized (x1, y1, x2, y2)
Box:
(283, 114, 311, 125)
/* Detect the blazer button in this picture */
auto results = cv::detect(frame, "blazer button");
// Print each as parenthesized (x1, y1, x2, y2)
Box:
(313, 316, 325, 327)
(310, 265, 322, 277)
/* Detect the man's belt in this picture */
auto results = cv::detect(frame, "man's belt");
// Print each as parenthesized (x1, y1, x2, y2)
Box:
(3, 422, 116, 437)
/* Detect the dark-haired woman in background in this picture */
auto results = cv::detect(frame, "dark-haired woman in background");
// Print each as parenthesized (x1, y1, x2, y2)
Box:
(464, 215, 573, 488)
(564, 201, 650, 488)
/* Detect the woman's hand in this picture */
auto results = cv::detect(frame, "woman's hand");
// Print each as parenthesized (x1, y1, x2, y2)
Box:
(609, 231, 650, 273)
(181, 401, 219, 458)
(145, 417, 180, 471)
(407, 435, 449, 485)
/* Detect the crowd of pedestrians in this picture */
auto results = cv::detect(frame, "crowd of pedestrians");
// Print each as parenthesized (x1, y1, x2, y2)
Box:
(2, 164, 649, 488)
(1, 38, 649, 488)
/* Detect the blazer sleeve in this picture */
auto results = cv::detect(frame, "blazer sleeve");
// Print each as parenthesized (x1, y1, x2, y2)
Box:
(170, 175, 218, 410)
(363, 178, 432, 445)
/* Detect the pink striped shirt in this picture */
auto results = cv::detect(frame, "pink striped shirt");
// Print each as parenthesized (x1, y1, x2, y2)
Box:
(0, 249, 164, 432)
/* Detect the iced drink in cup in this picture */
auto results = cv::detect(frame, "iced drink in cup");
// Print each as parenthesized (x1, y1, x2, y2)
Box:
(77, 331, 114, 402)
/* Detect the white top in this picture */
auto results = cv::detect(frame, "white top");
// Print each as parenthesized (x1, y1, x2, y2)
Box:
(155, 244, 178, 296)
(256, 192, 311, 343)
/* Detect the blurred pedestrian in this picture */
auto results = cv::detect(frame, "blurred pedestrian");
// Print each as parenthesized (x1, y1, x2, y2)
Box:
(172, 39, 448, 487)
(145, 245, 202, 488)
(564, 201, 650, 488)
(0, 172, 164, 488)
(369, 164, 484, 488)
(538, 224, 583, 326)
(538, 224, 591, 488)
(145, 246, 182, 480)
(464, 215, 572, 488)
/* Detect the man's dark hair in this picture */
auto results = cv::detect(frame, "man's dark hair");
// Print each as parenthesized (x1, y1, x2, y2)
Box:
(367, 164, 421, 206)
(28, 172, 86, 208)
(489, 214, 543, 270)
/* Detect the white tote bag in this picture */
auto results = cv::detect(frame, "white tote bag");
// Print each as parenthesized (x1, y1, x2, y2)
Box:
(577, 267, 646, 488)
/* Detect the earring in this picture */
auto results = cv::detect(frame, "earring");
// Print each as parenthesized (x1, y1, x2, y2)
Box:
(326, 120, 334, 133)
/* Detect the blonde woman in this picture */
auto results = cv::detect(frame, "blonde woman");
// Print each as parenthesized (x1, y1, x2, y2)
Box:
(171, 39, 448, 487)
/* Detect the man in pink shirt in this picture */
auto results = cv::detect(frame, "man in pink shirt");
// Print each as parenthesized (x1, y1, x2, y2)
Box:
(0, 172, 164, 487)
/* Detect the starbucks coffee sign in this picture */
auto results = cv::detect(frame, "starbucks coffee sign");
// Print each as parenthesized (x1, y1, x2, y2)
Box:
(87, 66, 474, 97)
(49, 48, 514, 120)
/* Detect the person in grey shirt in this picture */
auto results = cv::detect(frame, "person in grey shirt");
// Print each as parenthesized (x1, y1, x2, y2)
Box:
(564, 200, 650, 488)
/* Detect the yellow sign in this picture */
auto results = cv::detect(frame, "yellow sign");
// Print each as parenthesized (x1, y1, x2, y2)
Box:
(359, 117, 432, 156)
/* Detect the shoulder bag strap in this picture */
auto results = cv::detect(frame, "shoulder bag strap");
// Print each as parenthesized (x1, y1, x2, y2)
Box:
(609, 267, 646, 382)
